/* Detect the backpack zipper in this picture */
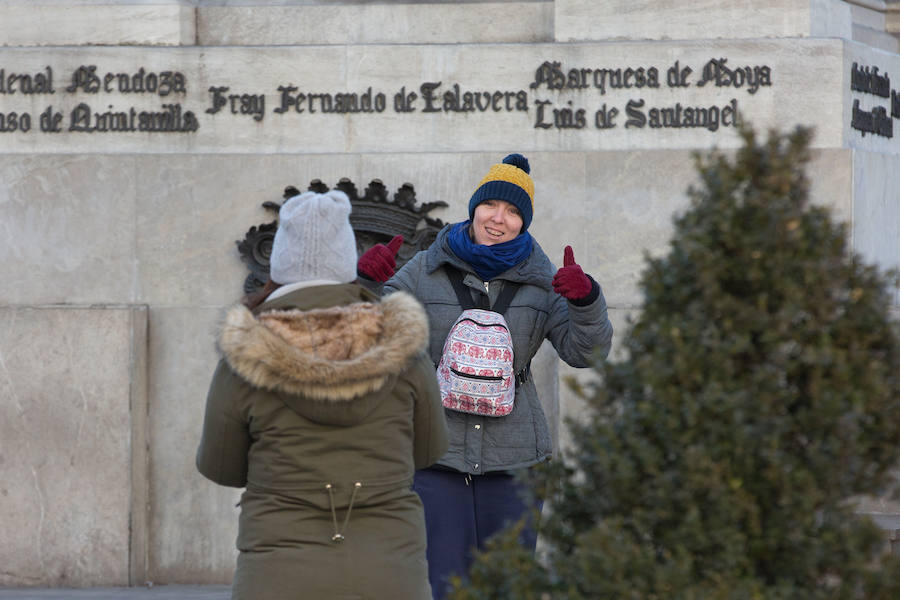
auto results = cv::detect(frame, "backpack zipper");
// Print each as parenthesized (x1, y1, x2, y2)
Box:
(449, 367, 503, 381)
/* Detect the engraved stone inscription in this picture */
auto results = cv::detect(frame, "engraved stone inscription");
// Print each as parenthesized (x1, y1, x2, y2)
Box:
(849, 62, 898, 139)
(0, 58, 780, 138)
(0, 65, 198, 134)
(527, 58, 770, 132)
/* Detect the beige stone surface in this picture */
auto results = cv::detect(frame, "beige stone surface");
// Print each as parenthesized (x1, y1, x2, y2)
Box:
(852, 149, 900, 304)
(555, 0, 852, 42)
(581, 150, 699, 308)
(853, 23, 900, 53)
(198, 2, 553, 46)
(146, 306, 238, 584)
(0, 155, 138, 306)
(0, 1, 195, 47)
(529, 148, 852, 308)
(0, 305, 145, 587)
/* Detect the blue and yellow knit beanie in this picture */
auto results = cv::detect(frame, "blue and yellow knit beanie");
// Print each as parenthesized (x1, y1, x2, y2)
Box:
(468, 153, 535, 230)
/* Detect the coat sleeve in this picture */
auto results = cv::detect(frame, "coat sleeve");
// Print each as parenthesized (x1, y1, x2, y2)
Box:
(196, 359, 252, 488)
(408, 352, 449, 469)
(383, 251, 423, 297)
(543, 282, 614, 368)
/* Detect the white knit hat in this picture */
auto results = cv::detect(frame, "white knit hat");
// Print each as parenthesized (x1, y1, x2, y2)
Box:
(269, 190, 358, 285)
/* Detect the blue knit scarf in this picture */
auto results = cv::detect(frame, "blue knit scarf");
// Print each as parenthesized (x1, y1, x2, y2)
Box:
(446, 221, 533, 281)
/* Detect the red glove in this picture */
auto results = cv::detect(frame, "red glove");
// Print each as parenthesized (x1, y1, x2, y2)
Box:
(357, 235, 403, 283)
(552, 246, 592, 300)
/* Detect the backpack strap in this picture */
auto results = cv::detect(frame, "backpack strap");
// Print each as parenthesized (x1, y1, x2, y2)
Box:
(490, 280, 521, 314)
(490, 281, 529, 386)
(515, 363, 531, 387)
(445, 265, 522, 314)
(445, 266, 487, 310)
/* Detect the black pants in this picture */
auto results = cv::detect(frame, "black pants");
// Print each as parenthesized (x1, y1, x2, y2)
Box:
(413, 467, 542, 600)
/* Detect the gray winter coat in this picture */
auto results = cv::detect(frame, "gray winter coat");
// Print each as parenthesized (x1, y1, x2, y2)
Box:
(385, 225, 613, 474)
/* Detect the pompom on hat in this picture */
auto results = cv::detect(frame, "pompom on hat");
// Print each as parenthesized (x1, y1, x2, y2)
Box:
(468, 153, 535, 230)
(269, 190, 358, 285)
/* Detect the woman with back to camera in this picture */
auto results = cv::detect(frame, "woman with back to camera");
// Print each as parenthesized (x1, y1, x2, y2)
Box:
(357, 153, 614, 599)
(196, 189, 448, 600)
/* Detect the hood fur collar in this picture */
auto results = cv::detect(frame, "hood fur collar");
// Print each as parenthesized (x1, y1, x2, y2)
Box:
(219, 291, 428, 401)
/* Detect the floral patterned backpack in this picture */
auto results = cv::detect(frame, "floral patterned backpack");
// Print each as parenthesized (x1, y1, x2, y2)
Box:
(436, 267, 524, 417)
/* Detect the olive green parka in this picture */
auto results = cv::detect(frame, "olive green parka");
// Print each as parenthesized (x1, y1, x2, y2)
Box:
(196, 283, 448, 600)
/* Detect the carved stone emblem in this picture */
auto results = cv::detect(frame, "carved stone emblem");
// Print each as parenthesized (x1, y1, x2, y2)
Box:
(237, 178, 448, 294)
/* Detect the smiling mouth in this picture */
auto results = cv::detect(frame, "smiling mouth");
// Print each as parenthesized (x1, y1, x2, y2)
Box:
(485, 227, 505, 237)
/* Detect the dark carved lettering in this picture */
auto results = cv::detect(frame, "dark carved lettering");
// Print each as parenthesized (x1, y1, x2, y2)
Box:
(417, 82, 526, 114)
(531, 61, 659, 95)
(696, 58, 771, 95)
(608, 69, 622, 89)
(0, 110, 32, 132)
(555, 101, 586, 129)
(0, 59, 776, 136)
(473, 92, 490, 112)
(532, 99, 585, 129)
(270, 86, 385, 116)
(235, 93, 265, 121)
(0, 67, 54, 95)
(66, 65, 101, 93)
(39, 106, 63, 132)
(273, 85, 297, 114)
(851, 62, 891, 98)
(207, 86, 230, 115)
(393, 86, 417, 112)
(205, 90, 264, 121)
(646, 99, 737, 132)
(69, 102, 199, 133)
(851, 99, 893, 138)
(594, 103, 618, 129)
(892, 90, 899, 119)
(420, 82, 442, 112)
(309, 93, 331, 113)
(66, 66, 184, 96)
(530, 61, 566, 90)
(567, 68, 586, 90)
(666, 61, 692, 87)
(514, 91, 528, 111)
(491, 91, 504, 111)
(625, 99, 646, 128)
(533, 99, 553, 129)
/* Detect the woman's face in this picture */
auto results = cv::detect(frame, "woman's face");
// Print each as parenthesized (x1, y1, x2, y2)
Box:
(471, 199, 524, 246)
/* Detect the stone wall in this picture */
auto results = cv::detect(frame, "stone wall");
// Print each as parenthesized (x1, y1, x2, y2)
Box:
(1, 0, 898, 586)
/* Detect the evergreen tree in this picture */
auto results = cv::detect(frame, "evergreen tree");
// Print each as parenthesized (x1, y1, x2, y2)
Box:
(450, 126, 900, 600)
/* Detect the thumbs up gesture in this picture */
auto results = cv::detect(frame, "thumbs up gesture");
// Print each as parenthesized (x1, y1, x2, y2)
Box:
(551, 245, 593, 300)
(357, 235, 404, 283)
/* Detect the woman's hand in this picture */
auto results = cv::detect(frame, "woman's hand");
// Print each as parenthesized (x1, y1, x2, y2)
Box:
(357, 235, 404, 283)
(552, 245, 593, 300)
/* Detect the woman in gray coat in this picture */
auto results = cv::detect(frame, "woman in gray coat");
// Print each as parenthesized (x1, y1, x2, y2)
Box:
(357, 153, 614, 599)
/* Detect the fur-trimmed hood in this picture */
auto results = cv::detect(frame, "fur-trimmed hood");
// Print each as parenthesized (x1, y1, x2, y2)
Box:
(218, 288, 429, 423)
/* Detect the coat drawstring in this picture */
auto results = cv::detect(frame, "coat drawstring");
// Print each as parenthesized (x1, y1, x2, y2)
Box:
(325, 482, 362, 542)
